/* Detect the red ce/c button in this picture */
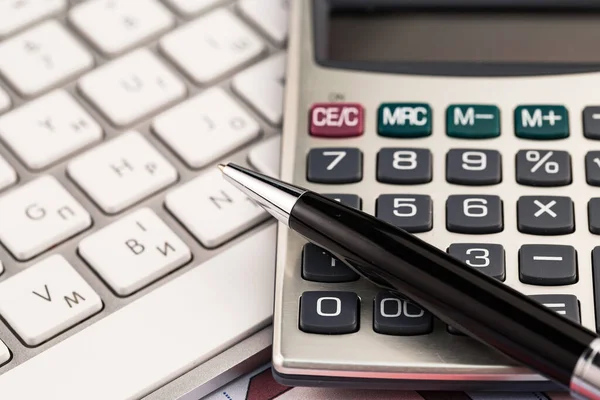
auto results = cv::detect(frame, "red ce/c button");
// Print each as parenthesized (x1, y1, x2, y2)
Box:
(309, 103, 364, 138)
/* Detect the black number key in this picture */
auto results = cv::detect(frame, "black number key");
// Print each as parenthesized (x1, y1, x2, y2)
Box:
(446, 195, 503, 234)
(323, 194, 361, 210)
(517, 196, 574, 235)
(446, 149, 501, 185)
(586, 151, 600, 186)
(299, 291, 359, 334)
(376, 194, 432, 233)
(447, 243, 505, 281)
(302, 243, 359, 283)
(519, 245, 577, 285)
(516, 150, 571, 186)
(373, 292, 432, 335)
(307, 148, 362, 184)
(377, 148, 432, 184)
(529, 294, 580, 323)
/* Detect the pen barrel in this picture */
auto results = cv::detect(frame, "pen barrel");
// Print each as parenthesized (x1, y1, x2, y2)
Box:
(289, 192, 597, 388)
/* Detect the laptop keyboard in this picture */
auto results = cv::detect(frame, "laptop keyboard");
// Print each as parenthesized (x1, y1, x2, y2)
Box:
(0, 0, 286, 393)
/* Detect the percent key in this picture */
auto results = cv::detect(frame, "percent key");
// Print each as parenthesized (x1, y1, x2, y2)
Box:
(516, 150, 571, 186)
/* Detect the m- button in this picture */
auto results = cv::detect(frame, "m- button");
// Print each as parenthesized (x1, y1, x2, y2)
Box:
(515, 105, 569, 139)
(446, 105, 500, 138)
(377, 103, 432, 138)
(309, 103, 364, 138)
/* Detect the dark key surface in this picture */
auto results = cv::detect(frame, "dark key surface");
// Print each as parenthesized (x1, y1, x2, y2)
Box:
(299, 291, 359, 334)
(583, 106, 600, 140)
(307, 148, 362, 184)
(446, 149, 501, 185)
(516, 150, 571, 187)
(302, 243, 359, 283)
(592, 247, 600, 332)
(519, 245, 577, 285)
(373, 292, 433, 335)
(377, 148, 432, 184)
(323, 194, 362, 210)
(446, 195, 503, 234)
(586, 151, 600, 186)
(517, 196, 574, 235)
(376, 194, 433, 233)
(447, 243, 505, 281)
(589, 198, 600, 234)
(529, 294, 580, 323)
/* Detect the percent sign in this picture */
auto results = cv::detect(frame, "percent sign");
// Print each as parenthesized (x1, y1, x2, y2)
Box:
(525, 151, 559, 174)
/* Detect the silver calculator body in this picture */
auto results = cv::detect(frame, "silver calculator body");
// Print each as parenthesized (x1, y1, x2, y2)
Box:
(275, 0, 600, 390)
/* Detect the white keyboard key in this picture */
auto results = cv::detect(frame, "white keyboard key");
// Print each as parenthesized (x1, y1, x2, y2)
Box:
(0, 90, 102, 170)
(78, 49, 186, 126)
(0, 21, 94, 97)
(166, 168, 267, 247)
(0, 255, 102, 346)
(153, 87, 260, 168)
(0, 86, 10, 113)
(68, 131, 177, 214)
(0, 0, 66, 38)
(0, 154, 17, 191)
(248, 134, 281, 178)
(233, 52, 285, 125)
(69, 0, 175, 57)
(160, 9, 265, 84)
(0, 339, 8, 366)
(0, 176, 91, 260)
(79, 208, 191, 296)
(0, 225, 275, 399)
(238, 0, 289, 45)
(164, 0, 222, 16)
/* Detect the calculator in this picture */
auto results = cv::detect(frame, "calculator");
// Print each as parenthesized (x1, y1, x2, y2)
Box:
(273, 0, 600, 391)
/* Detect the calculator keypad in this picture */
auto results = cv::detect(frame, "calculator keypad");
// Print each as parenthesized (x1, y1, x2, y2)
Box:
(287, 97, 597, 379)
(515, 150, 571, 186)
(377, 148, 432, 184)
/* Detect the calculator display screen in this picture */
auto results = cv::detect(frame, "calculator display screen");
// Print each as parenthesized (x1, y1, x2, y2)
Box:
(327, 10, 600, 64)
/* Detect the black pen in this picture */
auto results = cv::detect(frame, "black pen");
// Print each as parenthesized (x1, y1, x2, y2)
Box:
(219, 162, 600, 400)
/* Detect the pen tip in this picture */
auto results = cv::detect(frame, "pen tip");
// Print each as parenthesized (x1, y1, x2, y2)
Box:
(217, 163, 226, 172)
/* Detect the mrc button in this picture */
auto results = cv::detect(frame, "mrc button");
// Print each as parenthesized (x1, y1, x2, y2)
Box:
(514, 105, 569, 139)
(377, 103, 432, 137)
(309, 103, 364, 138)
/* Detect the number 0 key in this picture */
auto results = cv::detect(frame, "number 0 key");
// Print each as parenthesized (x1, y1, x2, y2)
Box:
(307, 148, 362, 184)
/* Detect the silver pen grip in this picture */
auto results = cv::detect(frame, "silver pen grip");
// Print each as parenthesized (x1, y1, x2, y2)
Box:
(571, 338, 600, 400)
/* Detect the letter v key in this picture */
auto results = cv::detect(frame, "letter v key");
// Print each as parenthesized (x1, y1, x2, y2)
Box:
(32, 284, 52, 302)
